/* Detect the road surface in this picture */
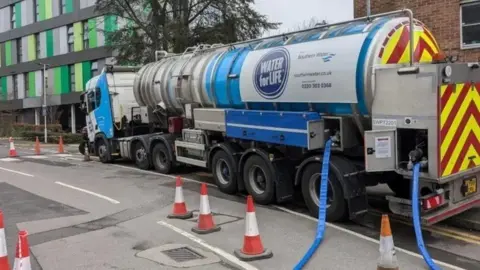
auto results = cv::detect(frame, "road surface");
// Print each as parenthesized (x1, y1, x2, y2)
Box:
(0, 140, 479, 270)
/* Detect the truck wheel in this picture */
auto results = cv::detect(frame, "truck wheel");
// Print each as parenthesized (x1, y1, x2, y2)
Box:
(152, 143, 172, 174)
(96, 138, 112, 163)
(134, 142, 150, 170)
(243, 155, 275, 204)
(211, 150, 237, 194)
(301, 162, 348, 222)
(79, 141, 86, 155)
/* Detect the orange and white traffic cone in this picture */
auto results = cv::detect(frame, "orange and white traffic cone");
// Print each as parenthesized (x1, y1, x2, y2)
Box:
(0, 211, 9, 270)
(167, 176, 193, 219)
(57, 136, 64, 154)
(234, 195, 273, 261)
(192, 183, 221, 234)
(34, 137, 41, 155)
(9, 137, 18, 157)
(377, 215, 399, 270)
(12, 230, 31, 270)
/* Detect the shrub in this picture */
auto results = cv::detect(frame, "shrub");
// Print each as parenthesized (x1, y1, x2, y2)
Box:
(19, 131, 84, 144)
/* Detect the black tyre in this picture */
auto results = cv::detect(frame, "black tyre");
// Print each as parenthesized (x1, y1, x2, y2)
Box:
(301, 162, 348, 222)
(134, 142, 150, 170)
(242, 155, 275, 204)
(79, 141, 86, 155)
(152, 143, 173, 174)
(96, 138, 112, 163)
(211, 150, 237, 194)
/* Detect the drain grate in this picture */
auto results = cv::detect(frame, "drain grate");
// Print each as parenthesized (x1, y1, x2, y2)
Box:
(161, 247, 206, 262)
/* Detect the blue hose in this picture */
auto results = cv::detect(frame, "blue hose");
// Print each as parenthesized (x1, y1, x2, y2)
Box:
(412, 163, 440, 270)
(293, 139, 332, 270)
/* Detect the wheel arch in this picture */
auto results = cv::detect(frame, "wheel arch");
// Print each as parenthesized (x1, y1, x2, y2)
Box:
(148, 135, 176, 163)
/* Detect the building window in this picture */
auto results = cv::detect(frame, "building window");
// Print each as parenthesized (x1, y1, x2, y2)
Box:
(83, 21, 89, 49)
(69, 64, 75, 92)
(24, 73, 29, 97)
(11, 5, 16, 29)
(35, 33, 41, 58)
(16, 38, 22, 63)
(34, 0, 40, 22)
(91, 61, 98, 77)
(461, 1, 480, 49)
(67, 24, 74, 52)
(13, 75, 18, 99)
(60, 0, 67, 15)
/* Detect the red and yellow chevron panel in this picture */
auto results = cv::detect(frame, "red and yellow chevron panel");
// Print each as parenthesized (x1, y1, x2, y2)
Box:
(439, 83, 480, 177)
(378, 21, 441, 64)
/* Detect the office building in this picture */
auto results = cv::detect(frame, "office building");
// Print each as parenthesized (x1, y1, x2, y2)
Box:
(0, 0, 120, 133)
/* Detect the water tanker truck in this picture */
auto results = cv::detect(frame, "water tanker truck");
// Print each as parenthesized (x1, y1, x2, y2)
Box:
(79, 10, 480, 224)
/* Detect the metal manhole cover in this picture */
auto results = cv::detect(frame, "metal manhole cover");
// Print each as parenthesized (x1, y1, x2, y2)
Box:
(161, 247, 206, 262)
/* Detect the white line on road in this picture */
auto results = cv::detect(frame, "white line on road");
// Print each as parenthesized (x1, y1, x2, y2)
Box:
(0, 166, 34, 177)
(158, 221, 258, 270)
(55, 181, 120, 204)
(273, 206, 465, 270)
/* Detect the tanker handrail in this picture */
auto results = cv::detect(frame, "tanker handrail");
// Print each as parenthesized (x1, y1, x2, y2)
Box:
(204, 9, 416, 66)
(103, 65, 142, 73)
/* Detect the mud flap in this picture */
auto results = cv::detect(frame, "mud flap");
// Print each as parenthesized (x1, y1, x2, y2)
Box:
(272, 158, 295, 203)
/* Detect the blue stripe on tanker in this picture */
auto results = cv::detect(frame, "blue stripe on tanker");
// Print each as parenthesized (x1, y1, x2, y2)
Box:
(204, 17, 389, 115)
(225, 109, 321, 148)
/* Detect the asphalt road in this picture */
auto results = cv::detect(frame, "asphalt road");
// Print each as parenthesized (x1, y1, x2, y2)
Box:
(0, 140, 479, 270)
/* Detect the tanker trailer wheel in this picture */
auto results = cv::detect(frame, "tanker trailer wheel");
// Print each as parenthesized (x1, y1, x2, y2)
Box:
(96, 137, 112, 163)
(211, 150, 237, 194)
(242, 155, 275, 204)
(152, 143, 173, 174)
(301, 162, 348, 222)
(133, 142, 151, 170)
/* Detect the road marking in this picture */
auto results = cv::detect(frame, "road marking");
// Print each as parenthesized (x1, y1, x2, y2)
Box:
(112, 164, 217, 188)
(273, 206, 465, 270)
(55, 181, 120, 204)
(23, 155, 48, 159)
(158, 221, 258, 270)
(0, 166, 34, 177)
(369, 209, 480, 244)
(54, 154, 72, 157)
(0, 157, 21, 162)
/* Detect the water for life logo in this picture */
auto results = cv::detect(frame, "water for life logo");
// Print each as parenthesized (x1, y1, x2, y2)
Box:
(253, 48, 290, 99)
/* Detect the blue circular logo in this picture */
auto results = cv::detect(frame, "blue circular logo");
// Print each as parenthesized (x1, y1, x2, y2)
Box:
(253, 48, 290, 99)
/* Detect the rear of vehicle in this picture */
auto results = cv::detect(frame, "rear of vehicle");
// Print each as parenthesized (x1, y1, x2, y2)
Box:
(366, 62, 480, 225)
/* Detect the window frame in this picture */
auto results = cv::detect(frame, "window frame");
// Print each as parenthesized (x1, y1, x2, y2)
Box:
(67, 24, 74, 52)
(69, 64, 75, 92)
(24, 72, 29, 98)
(91, 61, 98, 77)
(83, 20, 90, 49)
(10, 5, 16, 29)
(35, 33, 41, 59)
(460, 0, 480, 49)
(60, 0, 67, 15)
(16, 38, 22, 63)
(12, 74, 18, 100)
(34, 0, 40, 22)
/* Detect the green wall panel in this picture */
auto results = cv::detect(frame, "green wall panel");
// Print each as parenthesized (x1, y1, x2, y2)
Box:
(66, 0, 74, 13)
(46, 30, 54, 57)
(74, 63, 83, 92)
(14, 2, 22, 28)
(5, 41, 12, 66)
(0, 77, 7, 100)
(82, 61, 92, 90)
(88, 18, 97, 48)
(38, 0, 45, 21)
(104, 15, 118, 46)
(27, 35, 36, 61)
(61, 66, 70, 94)
(73, 22, 83, 52)
(45, 0, 52, 19)
(28, 72, 36, 97)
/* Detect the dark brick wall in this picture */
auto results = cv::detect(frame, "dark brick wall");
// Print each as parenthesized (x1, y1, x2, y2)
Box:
(354, 0, 480, 62)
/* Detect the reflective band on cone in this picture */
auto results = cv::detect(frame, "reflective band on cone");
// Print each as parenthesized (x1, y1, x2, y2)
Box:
(192, 183, 220, 234)
(13, 231, 31, 270)
(9, 137, 17, 157)
(234, 195, 273, 261)
(377, 215, 399, 270)
(167, 176, 193, 219)
(0, 211, 9, 270)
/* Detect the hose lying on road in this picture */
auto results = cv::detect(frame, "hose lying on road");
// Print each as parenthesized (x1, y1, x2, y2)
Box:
(293, 139, 332, 270)
(412, 162, 441, 270)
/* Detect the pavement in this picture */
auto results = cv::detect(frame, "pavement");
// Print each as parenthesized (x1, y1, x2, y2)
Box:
(0, 139, 479, 269)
